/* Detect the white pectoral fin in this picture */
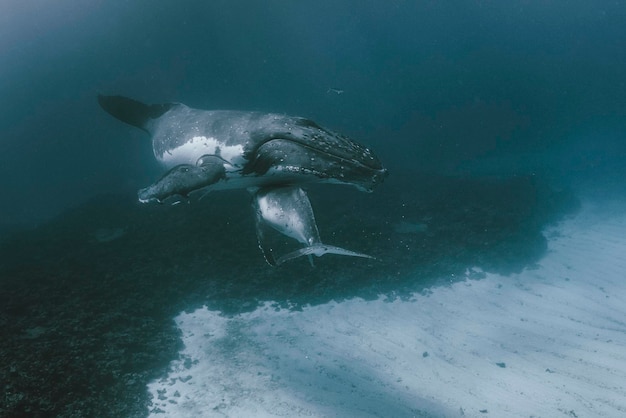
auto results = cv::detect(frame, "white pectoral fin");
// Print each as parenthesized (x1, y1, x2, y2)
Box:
(274, 244, 375, 266)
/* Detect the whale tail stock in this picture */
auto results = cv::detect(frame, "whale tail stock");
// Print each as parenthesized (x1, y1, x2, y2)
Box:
(253, 186, 375, 267)
(97, 94, 175, 133)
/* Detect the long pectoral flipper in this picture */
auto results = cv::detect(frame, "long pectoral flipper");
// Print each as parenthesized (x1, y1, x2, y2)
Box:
(138, 155, 226, 203)
(253, 186, 374, 266)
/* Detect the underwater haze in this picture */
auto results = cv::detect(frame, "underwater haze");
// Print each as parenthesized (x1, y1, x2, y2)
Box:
(1, 0, 625, 226)
(1, 1, 626, 417)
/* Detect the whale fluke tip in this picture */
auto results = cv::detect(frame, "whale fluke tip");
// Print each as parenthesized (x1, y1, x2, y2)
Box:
(274, 244, 375, 266)
(98, 94, 175, 133)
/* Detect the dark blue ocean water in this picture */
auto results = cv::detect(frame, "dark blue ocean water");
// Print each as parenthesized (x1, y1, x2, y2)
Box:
(1, 1, 625, 416)
(2, 0, 625, 227)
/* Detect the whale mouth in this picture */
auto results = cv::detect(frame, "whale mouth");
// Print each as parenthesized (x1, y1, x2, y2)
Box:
(245, 138, 387, 191)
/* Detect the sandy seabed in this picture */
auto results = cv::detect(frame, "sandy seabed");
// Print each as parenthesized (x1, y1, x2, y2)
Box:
(147, 201, 626, 418)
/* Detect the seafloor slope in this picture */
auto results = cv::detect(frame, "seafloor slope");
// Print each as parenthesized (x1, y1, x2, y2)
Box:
(1, 172, 578, 417)
(148, 201, 626, 417)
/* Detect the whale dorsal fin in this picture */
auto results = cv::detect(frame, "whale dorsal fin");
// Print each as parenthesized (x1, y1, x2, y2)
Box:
(97, 95, 175, 133)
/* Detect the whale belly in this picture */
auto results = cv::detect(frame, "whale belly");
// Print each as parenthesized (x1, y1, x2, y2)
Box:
(155, 135, 245, 169)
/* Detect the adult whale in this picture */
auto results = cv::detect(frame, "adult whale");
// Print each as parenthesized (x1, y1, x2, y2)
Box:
(98, 95, 387, 265)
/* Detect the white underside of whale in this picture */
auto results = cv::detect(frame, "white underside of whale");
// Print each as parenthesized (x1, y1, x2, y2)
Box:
(157, 135, 245, 169)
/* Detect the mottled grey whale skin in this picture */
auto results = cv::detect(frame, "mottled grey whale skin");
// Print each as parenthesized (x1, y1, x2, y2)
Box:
(98, 95, 387, 201)
(98, 95, 387, 265)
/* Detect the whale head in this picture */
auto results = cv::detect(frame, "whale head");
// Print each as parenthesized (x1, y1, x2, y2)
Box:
(243, 117, 388, 192)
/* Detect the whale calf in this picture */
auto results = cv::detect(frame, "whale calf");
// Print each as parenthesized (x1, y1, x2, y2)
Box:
(98, 95, 387, 265)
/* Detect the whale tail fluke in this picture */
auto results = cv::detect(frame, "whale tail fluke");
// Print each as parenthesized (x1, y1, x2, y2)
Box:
(97, 95, 175, 133)
(275, 244, 375, 267)
(253, 186, 376, 267)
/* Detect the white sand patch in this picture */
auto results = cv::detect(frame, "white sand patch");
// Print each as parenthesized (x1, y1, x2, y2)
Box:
(147, 202, 626, 417)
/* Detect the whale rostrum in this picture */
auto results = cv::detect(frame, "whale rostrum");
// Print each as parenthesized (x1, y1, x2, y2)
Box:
(98, 95, 387, 265)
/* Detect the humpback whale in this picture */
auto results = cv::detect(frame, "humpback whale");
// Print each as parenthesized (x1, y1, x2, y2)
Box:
(98, 95, 387, 265)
